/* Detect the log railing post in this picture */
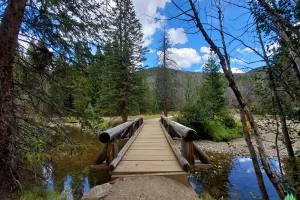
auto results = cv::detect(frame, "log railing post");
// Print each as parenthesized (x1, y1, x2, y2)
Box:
(181, 140, 195, 165)
(161, 115, 210, 166)
(93, 117, 143, 166)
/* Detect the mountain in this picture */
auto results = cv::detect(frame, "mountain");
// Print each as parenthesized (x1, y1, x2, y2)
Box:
(144, 67, 262, 111)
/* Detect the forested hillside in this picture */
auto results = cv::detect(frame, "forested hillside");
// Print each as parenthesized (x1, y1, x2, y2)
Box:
(144, 67, 265, 113)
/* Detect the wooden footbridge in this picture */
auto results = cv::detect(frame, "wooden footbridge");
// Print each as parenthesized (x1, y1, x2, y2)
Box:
(92, 116, 211, 184)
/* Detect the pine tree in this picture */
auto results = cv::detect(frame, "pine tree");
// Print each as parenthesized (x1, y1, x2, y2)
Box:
(200, 54, 225, 118)
(100, 0, 146, 121)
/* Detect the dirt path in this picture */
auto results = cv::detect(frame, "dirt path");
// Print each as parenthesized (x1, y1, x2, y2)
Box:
(82, 176, 199, 200)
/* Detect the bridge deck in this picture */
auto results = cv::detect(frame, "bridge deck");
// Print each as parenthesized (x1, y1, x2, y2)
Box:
(111, 119, 184, 175)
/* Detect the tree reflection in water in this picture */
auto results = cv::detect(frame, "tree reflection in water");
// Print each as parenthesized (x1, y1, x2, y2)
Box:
(189, 152, 280, 200)
(190, 152, 234, 199)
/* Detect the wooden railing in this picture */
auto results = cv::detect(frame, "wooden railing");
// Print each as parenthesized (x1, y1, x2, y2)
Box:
(92, 117, 143, 167)
(160, 115, 211, 168)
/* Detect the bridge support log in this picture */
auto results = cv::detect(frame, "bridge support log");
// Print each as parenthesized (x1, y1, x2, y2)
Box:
(92, 143, 108, 165)
(181, 141, 195, 165)
(160, 123, 190, 172)
(193, 142, 211, 164)
(109, 124, 144, 170)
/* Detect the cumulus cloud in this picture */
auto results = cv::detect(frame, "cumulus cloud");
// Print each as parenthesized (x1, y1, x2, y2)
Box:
(199, 46, 213, 62)
(238, 157, 252, 163)
(231, 68, 244, 73)
(157, 48, 201, 68)
(148, 48, 156, 53)
(237, 47, 254, 54)
(168, 28, 188, 45)
(200, 46, 211, 54)
(219, 67, 244, 73)
(265, 42, 279, 56)
(132, 0, 170, 46)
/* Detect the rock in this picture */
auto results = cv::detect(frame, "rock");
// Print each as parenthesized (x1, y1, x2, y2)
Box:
(81, 182, 112, 200)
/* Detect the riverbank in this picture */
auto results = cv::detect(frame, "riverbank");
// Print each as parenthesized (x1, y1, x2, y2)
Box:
(192, 122, 300, 157)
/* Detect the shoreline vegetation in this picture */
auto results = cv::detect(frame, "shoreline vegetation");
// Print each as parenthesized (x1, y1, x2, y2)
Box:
(63, 113, 299, 158)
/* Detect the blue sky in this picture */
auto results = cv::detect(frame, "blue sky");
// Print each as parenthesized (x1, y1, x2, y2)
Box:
(132, 0, 271, 73)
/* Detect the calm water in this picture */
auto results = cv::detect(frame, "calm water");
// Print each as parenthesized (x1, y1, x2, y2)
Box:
(46, 127, 280, 200)
(189, 155, 280, 200)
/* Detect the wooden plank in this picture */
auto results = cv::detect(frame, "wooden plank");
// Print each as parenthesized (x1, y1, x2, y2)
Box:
(130, 146, 170, 150)
(123, 155, 176, 161)
(125, 149, 173, 156)
(130, 143, 169, 146)
(111, 172, 189, 186)
(136, 135, 165, 138)
(109, 124, 144, 170)
(112, 160, 183, 174)
(134, 139, 165, 142)
(160, 123, 190, 172)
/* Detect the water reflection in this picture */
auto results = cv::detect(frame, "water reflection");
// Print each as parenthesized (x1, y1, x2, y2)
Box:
(45, 126, 111, 200)
(189, 153, 280, 200)
(46, 127, 281, 200)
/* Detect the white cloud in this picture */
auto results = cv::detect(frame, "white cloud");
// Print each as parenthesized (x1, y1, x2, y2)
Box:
(200, 46, 211, 54)
(237, 47, 254, 54)
(199, 46, 212, 62)
(157, 48, 201, 68)
(201, 54, 210, 62)
(132, 0, 170, 46)
(265, 42, 279, 56)
(231, 68, 244, 73)
(148, 48, 156, 53)
(220, 67, 244, 73)
(167, 28, 188, 45)
(238, 157, 252, 163)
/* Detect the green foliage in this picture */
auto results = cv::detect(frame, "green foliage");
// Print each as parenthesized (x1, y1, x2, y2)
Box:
(201, 55, 226, 117)
(205, 120, 242, 142)
(284, 193, 296, 200)
(20, 186, 66, 200)
(199, 192, 218, 200)
(177, 55, 241, 142)
(66, 117, 79, 123)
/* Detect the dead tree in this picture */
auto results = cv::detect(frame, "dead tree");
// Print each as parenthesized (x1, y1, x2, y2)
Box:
(170, 0, 285, 198)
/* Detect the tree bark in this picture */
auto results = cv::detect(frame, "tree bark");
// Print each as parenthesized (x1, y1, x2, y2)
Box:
(186, 0, 285, 198)
(256, 0, 300, 78)
(240, 109, 270, 200)
(121, 100, 128, 122)
(0, 0, 26, 197)
(256, 21, 299, 197)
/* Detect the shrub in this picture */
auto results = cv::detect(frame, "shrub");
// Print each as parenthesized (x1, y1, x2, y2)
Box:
(221, 115, 236, 129)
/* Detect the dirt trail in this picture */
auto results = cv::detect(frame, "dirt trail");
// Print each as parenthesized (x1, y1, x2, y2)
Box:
(83, 176, 199, 200)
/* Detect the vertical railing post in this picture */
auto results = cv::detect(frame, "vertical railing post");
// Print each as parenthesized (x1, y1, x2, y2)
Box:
(106, 138, 119, 165)
(181, 140, 195, 165)
(113, 138, 118, 159)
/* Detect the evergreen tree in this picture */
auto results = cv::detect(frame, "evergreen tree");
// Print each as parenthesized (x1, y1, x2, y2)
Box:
(0, 0, 105, 195)
(200, 54, 226, 118)
(99, 0, 146, 121)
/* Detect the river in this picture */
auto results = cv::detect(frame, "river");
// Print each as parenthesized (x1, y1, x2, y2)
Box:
(45, 126, 280, 200)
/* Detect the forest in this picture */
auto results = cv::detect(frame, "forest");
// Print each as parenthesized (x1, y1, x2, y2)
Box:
(0, 0, 299, 200)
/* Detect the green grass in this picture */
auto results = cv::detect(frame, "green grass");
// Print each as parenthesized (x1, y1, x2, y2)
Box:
(20, 187, 66, 200)
(206, 120, 242, 142)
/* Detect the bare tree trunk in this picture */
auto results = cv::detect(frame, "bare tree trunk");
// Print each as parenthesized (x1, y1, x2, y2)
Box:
(240, 110, 270, 200)
(256, 0, 300, 77)
(0, 0, 26, 197)
(121, 100, 128, 122)
(185, 0, 285, 198)
(162, 30, 168, 117)
(256, 22, 299, 197)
